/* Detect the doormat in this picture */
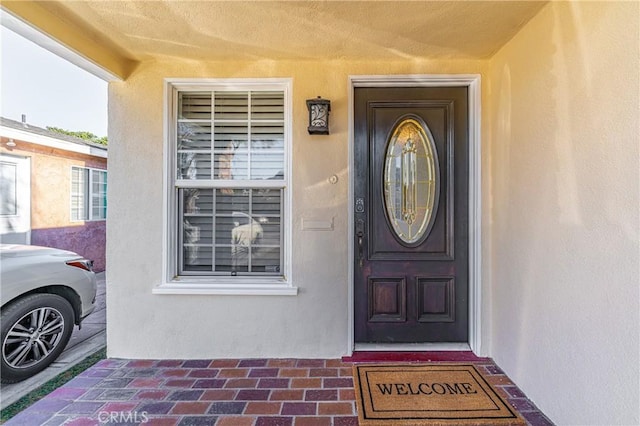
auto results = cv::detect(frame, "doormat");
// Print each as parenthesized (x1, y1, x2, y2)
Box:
(353, 364, 525, 425)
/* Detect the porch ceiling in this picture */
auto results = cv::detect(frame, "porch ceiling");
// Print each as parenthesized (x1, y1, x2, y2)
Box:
(2, 1, 546, 80)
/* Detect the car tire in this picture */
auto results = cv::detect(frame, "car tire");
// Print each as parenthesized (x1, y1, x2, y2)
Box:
(1, 293, 75, 384)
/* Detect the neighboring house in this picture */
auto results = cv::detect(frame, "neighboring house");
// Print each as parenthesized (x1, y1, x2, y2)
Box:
(1, 2, 637, 425)
(0, 117, 107, 271)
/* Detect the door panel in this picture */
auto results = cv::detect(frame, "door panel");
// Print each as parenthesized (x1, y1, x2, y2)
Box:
(354, 87, 468, 343)
(417, 277, 455, 323)
(368, 277, 406, 323)
(0, 154, 31, 244)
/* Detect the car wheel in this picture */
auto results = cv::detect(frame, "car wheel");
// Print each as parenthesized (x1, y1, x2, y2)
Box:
(1, 293, 75, 384)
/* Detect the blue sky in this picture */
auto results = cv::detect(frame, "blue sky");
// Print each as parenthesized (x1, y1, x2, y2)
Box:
(0, 25, 108, 137)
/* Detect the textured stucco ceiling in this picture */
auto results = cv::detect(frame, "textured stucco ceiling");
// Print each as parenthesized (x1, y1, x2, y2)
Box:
(31, 1, 546, 62)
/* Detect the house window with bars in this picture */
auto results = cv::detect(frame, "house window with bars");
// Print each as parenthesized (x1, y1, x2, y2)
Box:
(165, 80, 291, 287)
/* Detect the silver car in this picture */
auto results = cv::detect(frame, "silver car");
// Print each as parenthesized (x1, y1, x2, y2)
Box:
(0, 244, 96, 383)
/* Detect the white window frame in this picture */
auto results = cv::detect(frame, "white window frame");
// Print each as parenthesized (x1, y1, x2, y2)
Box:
(70, 166, 107, 221)
(157, 78, 296, 296)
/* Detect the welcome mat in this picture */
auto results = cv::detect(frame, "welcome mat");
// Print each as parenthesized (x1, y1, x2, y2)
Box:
(353, 364, 525, 425)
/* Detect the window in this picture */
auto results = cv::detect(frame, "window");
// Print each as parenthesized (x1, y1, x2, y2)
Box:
(71, 166, 107, 221)
(162, 79, 293, 294)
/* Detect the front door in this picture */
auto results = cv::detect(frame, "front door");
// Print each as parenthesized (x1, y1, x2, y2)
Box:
(354, 86, 468, 343)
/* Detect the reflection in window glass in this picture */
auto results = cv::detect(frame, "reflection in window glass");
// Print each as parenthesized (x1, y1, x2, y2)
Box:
(177, 92, 284, 182)
(174, 87, 287, 278)
(180, 188, 282, 274)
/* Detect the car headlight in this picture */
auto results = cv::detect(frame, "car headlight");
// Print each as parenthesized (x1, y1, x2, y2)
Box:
(66, 259, 94, 272)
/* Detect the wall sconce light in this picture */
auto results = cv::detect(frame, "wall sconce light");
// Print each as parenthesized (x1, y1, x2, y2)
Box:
(6, 139, 16, 147)
(306, 96, 331, 135)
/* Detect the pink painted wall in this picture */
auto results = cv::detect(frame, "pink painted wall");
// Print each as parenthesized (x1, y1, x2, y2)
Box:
(32, 222, 107, 271)
(1, 138, 107, 271)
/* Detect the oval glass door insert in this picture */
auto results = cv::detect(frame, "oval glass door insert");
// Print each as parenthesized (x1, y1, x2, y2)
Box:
(383, 116, 439, 245)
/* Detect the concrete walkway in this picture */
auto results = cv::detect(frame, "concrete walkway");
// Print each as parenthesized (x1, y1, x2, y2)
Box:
(0, 272, 106, 409)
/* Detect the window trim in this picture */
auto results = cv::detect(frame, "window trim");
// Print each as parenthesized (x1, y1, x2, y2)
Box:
(70, 166, 107, 222)
(158, 78, 296, 295)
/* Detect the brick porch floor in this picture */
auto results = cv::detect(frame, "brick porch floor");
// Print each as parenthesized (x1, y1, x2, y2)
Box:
(5, 357, 554, 426)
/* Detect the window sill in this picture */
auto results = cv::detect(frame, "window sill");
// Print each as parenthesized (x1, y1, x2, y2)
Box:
(153, 279, 298, 296)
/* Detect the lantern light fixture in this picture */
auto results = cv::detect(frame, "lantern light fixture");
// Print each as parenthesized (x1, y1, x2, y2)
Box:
(306, 96, 331, 135)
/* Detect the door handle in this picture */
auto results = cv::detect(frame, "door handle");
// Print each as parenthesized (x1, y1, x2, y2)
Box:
(356, 218, 365, 268)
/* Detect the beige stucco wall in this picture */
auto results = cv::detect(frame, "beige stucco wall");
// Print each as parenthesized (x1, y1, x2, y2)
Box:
(107, 59, 491, 359)
(488, 2, 639, 424)
(106, 2, 639, 421)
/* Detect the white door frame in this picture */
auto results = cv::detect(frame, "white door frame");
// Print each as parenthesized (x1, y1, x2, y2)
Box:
(347, 75, 483, 355)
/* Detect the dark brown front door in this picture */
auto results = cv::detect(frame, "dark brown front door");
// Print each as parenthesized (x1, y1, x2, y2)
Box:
(354, 86, 469, 343)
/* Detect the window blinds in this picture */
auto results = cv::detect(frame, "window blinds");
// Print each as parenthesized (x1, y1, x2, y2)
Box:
(176, 90, 285, 276)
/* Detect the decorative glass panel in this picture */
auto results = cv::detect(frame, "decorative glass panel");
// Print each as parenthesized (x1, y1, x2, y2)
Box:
(383, 116, 439, 244)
